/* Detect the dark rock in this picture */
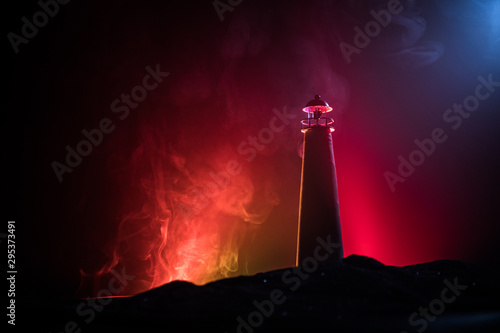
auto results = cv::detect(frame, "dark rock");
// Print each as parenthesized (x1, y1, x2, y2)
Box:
(26, 255, 500, 332)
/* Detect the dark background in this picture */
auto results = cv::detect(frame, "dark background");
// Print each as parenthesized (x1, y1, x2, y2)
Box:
(5, 0, 500, 299)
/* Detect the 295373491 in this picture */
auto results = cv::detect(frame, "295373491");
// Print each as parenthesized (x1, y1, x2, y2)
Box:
(7, 220, 16, 326)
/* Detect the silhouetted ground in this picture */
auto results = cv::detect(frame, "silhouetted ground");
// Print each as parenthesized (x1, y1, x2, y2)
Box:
(26, 255, 500, 332)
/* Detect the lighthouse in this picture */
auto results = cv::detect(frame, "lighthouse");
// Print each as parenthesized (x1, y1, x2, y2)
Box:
(296, 95, 343, 265)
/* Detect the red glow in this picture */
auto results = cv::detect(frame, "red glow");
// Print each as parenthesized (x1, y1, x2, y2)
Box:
(338, 151, 380, 259)
(85, 115, 282, 295)
(336, 132, 453, 267)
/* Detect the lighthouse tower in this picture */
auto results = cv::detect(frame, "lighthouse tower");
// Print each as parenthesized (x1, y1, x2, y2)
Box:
(296, 95, 343, 265)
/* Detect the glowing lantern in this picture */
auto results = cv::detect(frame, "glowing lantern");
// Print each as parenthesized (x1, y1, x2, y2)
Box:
(301, 94, 335, 133)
